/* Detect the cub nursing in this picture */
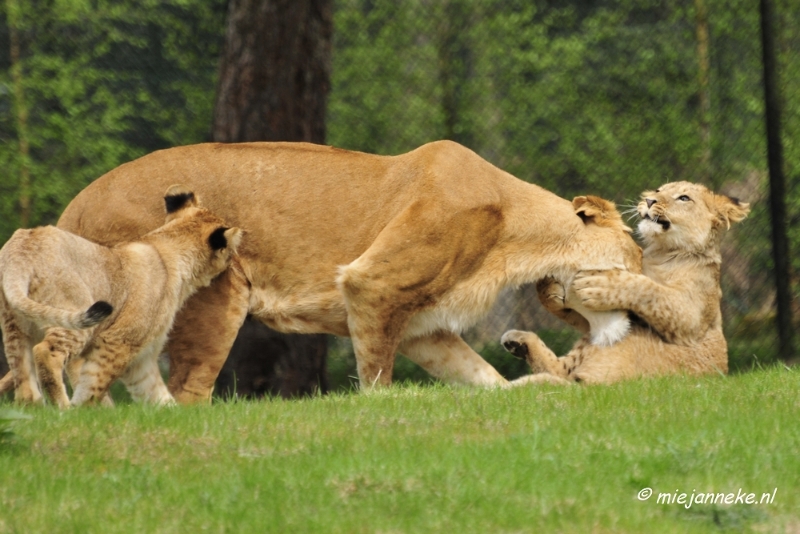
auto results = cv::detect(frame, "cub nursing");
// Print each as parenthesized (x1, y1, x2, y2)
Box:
(0, 186, 241, 407)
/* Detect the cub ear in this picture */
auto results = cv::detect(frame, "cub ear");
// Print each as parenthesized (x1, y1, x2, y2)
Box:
(164, 184, 199, 215)
(714, 195, 751, 229)
(573, 195, 630, 231)
(208, 227, 243, 252)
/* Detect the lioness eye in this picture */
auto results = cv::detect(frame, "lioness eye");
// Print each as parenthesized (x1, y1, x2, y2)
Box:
(678, 195, 691, 202)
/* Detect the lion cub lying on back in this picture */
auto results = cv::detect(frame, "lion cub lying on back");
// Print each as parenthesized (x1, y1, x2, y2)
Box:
(0, 186, 241, 408)
(503, 182, 749, 384)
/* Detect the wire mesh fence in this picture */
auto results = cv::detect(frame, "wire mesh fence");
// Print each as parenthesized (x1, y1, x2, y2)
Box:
(327, 0, 799, 372)
(0, 0, 797, 383)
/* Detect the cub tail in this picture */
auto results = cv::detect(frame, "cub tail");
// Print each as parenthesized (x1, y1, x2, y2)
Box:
(3, 277, 112, 330)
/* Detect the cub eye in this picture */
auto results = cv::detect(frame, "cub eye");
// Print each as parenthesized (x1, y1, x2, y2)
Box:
(678, 195, 691, 202)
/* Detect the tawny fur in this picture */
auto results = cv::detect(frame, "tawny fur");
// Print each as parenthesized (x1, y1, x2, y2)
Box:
(0, 187, 241, 407)
(48, 141, 644, 401)
(502, 181, 750, 385)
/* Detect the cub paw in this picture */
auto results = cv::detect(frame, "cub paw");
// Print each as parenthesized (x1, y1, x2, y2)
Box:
(501, 330, 533, 360)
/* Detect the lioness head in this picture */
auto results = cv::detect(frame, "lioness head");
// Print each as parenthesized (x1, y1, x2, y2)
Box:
(573, 195, 642, 274)
(153, 185, 244, 287)
(637, 181, 750, 253)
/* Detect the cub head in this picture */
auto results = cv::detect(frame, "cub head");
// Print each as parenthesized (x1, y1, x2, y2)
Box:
(573, 195, 642, 274)
(160, 184, 243, 287)
(636, 181, 750, 254)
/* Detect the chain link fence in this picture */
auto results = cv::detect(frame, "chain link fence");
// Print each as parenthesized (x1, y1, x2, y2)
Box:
(1, 0, 798, 385)
(328, 0, 799, 377)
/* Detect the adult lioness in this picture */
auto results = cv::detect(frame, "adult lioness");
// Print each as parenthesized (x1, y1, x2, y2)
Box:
(501, 181, 749, 384)
(0, 187, 241, 407)
(55, 141, 641, 402)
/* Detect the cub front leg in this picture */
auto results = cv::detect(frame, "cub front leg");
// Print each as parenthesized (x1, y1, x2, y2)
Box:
(71, 333, 136, 407)
(573, 269, 702, 343)
(501, 329, 573, 379)
(119, 341, 174, 405)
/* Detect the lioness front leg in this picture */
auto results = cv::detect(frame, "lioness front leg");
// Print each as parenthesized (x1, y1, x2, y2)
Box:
(536, 278, 590, 333)
(167, 263, 250, 404)
(398, 331, 506, 386)
(501, 330, 573, 379)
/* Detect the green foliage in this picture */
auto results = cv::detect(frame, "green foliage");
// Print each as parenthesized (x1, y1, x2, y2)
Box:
(0, 0, 227, 242)
(0, 368, 798, 532)
(0, 408, 30, 449)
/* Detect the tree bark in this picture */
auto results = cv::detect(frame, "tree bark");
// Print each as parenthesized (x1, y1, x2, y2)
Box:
(213, 0, 331, 143)
(211, 0, 332, 398)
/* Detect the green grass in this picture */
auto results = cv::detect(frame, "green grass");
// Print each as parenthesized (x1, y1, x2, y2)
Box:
(1, 366, 798, 533)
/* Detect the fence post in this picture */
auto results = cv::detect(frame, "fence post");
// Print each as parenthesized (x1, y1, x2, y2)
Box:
(759, 0, 795, 361)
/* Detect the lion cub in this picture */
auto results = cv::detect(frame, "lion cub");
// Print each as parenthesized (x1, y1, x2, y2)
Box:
(0, 186, 242, 407)
(503, 181, 749, 384)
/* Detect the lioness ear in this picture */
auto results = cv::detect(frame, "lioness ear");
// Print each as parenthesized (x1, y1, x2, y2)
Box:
(208, 227, 243, 252)
(714, 195, 751, 229)
(573, 195, 629, 231)
(164, 184, 199, 215)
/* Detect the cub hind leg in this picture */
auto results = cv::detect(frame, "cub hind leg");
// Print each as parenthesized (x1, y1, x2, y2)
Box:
(501, 329, 577, 383)
(33, 327, 91, 409)
(1, 312, 42, 404)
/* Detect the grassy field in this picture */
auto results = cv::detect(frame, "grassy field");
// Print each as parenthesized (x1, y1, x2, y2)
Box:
(0, 366, 798, 533)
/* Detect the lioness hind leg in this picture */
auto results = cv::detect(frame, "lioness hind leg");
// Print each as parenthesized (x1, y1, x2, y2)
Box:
(501, 329, 573, 379)
(33, 327, 91, 409)
(167, 263, 250, 404)
(398, 331, 506, 386)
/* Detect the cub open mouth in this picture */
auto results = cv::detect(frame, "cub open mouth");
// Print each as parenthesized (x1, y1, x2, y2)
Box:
(644, 214, 671, 230)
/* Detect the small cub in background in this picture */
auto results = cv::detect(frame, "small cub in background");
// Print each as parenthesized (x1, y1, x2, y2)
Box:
(0, 186, 242, 408)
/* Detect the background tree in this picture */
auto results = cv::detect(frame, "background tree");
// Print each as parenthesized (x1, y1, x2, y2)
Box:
(211, 0, 333, 399)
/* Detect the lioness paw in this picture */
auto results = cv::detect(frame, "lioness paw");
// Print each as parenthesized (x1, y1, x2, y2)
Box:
(536, 277, 566, 309)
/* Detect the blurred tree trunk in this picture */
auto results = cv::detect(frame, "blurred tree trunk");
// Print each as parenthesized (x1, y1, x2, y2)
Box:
(7, 0, 31, 228)
(695, 0, 712, 185)
(212, 0, 332, 398)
